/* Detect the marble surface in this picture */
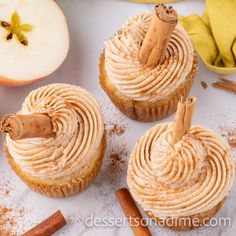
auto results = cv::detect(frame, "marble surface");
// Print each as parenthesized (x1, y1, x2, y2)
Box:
(0, 0, 236, 235)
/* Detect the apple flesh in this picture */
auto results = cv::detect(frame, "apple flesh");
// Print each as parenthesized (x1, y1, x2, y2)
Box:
(0, 0, 69, 87)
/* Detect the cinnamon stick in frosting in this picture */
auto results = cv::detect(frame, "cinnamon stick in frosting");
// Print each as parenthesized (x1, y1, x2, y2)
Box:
(172, 96, 196, 145)
(139, 3, 178, 67)
(0, 113, 54, 140)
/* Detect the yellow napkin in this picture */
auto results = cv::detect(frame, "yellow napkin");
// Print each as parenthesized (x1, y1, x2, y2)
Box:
(129, 0, 178, 3)
(180, 0, 236, 74)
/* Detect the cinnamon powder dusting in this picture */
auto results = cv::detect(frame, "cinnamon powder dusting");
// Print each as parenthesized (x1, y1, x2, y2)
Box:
(0, 178, 26, 235)
(108, 123, 126, 137)
(0, 205, 27, 235)
(109, 149, 127, 172)
(0, 205, 26, 235)
(106, 147, 128, 184)
(219, 126, 236, 149)
(0, 181, 12, 197)
(0, 180, 14, 235)
(0, 206, 15, 236)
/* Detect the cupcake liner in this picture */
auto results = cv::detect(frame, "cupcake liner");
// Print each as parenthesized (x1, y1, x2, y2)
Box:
(145, 198, 225, 231)
(6, 133, 106, 198)
(99, 51, 198, 122)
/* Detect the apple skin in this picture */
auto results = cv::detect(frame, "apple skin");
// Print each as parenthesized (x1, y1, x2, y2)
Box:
(0, 76, 43, 87)
(0, 0, 69, 88)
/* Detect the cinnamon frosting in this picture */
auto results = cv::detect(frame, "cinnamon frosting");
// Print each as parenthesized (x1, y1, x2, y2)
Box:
(6, 84, 104, 180)
(127, 123, 235, 219)
(104, 13, 195, 102)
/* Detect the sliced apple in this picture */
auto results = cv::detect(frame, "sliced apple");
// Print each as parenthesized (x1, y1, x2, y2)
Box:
(0, 0, 69, 87)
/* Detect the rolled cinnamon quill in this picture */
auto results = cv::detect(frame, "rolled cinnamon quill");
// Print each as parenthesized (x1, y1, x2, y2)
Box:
(172, 96, 196, 145)
(22, 210, 66, 236)
(0, 113, 54, 140)
(116, 188, 151, 236)
(139, 3, 178, 67)
(213, 78, 236, 94)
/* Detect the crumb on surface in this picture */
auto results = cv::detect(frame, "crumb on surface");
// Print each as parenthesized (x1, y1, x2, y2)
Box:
(201, 81, 208, 89)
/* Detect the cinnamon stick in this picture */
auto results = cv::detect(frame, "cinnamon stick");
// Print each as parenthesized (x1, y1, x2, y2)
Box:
(172, 96, 196, 145)
(201, 81, 208, 90)
(139, 4, 178, 67)
(0, 113, 54, 140)
(212, 78, 236, 94)
(116, 188, 151, 236)
(22, 210, 66, 236)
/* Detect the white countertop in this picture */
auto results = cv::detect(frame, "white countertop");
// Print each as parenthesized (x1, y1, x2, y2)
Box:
(0, 0, 235, 235)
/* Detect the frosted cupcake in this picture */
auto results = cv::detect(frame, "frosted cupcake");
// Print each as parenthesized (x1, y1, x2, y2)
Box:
(100, 4, 198, 121)
(127, 97, 235, 230)
(1, 84, 106, 198)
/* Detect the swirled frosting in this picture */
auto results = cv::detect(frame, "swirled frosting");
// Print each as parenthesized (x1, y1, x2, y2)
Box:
(6, 84, 104, 180)
(105, 13, 195, 102)
(127, 123, 235, 219)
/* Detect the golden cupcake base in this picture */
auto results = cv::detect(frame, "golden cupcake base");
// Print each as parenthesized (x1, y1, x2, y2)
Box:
(6, 133, 106, 198)
(145, 198, 225, 231)
(99, 51, 198, 122)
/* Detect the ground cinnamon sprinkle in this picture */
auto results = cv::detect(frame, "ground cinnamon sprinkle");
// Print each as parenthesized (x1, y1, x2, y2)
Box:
(0, 206, 15, 236)
(0, 188, 10, 197)
(105, 147, 129, 184)
(108, 123, 127, 137)
(109, 152, 126, 170)
(0, 204, 26, 236)
(4, 190, 10, 197)
(201, 81, 208, 89)
(19, 208, 25, 218)
(0, 178, 27, 235)
(108, 148, 127, 171)
(219, 126, 236, 149)
(100, 100, 130, 187)
(0, 180, 15, 235)
(0, 181, 12, 197)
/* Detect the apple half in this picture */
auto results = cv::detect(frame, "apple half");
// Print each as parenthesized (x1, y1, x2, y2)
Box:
(0, 0, 69, 86)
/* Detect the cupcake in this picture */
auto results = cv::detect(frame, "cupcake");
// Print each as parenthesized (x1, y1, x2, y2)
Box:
(100, 4, 198, 121)
(127, 97, 235, 230)
(0, 84, 106, 198)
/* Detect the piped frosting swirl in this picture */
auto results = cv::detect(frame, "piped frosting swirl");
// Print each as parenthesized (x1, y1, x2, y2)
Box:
(105, 13, 194, 102)
(127, 123, 235, 219)
(6, 84, 104, 180)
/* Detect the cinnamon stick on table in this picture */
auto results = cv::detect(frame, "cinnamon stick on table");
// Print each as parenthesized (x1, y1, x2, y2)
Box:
(0, 113, 54, 140)
(172, 96, 196, 145)
(22, 210, 66, 236)
(116, 188, 152, 236)
(212, 78, 236, 94)
(139, 3, 178, 67)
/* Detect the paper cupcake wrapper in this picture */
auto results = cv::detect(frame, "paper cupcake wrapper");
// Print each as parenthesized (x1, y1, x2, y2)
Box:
(145, 198, 225, 231)
(6, 133, 106, 198)
(99, 51, 198, 122)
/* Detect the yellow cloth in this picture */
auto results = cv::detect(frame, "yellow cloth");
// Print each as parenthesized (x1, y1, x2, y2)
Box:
(129, 0, 178, 3)
(180, 0, 236, 74)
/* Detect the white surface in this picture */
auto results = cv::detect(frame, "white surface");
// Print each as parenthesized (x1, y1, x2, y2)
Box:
(0, 0, 235, 235)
